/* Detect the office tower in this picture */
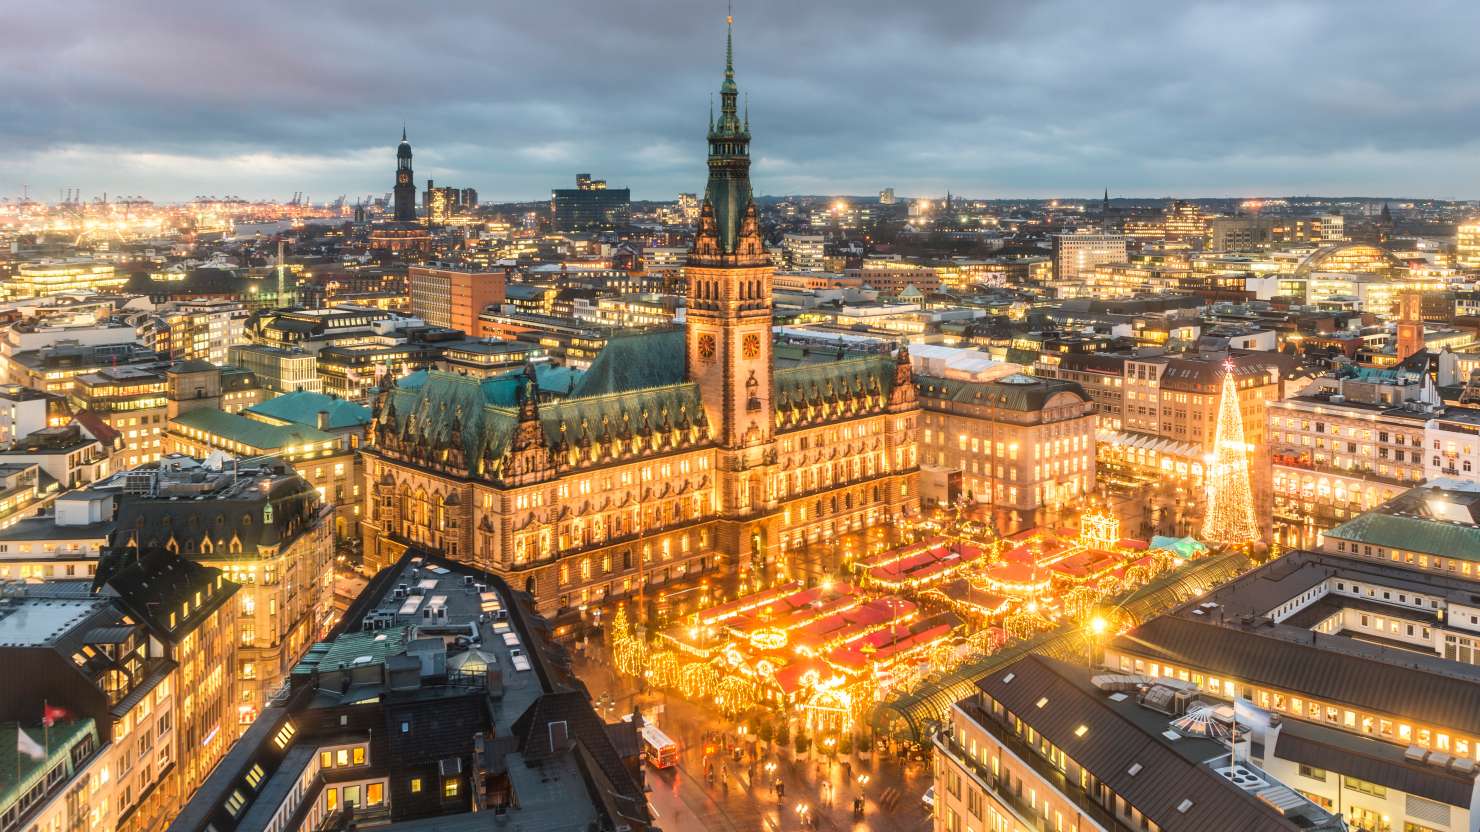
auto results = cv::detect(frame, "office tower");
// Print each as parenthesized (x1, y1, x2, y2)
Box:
(1052, 233, 1127, 284)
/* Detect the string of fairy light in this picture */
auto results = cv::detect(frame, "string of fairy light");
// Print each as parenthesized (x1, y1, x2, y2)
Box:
(604, 505, 1204, 742)
(1201, 361, 1261, 547)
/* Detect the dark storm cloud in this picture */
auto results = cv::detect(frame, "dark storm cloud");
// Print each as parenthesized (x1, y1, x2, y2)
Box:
(3, 0, 1479, 202)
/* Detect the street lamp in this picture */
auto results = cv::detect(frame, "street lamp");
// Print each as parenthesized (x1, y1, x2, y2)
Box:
(1087, 614, 1108, 668)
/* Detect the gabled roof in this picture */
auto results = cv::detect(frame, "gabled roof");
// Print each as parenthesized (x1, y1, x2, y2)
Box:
(510, 689, 645, 805)
(773, 352, 897, 420)
(977, 655, 1308, 832)
(1115, 614, 1480, 736)
(570, 329, 686, 398)
(98, 548, 235, 643)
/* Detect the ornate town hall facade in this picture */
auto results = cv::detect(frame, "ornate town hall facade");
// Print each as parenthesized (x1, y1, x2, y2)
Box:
(361, 25, 920, 614)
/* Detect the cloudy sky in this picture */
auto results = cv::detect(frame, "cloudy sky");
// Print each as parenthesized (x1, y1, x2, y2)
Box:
(4, 0, 1480, 204)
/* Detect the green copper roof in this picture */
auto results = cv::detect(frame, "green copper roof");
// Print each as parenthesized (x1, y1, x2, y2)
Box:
(172, 408, 337, 452)
(1326, 511, 1480, 562)
(0, 719, 96, 811)
(247, 391, 371, 430)
(702, 17, 755, 256)
(385, 370, 515, 467)
(542, 382, 707, 450)
(773, 353, 897, 417)
(292, 626, 411, 676)
(571, 330, 687, 397)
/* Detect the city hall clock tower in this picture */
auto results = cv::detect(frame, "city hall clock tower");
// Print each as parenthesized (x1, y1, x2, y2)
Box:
(687, 16, 777, 571)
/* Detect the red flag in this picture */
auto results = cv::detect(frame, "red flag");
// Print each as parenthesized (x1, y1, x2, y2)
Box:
(41, 702, 67, 728)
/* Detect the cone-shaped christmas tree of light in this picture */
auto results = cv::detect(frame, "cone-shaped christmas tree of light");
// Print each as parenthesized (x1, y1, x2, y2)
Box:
(1201, 361, 1260, 547)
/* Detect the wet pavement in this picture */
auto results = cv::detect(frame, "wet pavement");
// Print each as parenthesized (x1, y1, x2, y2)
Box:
(576, 647, 934, 832)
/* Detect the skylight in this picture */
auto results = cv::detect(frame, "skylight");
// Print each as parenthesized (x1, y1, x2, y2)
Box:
(1036, 696, 1049, 708)
(1074, 725, 1088, 738)
(1127, 763, 1143, 776)
(1177, 799, 1194, 813)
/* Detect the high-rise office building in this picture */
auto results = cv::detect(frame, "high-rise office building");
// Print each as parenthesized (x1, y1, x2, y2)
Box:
(1052, 233, 1127, 284)
(407, 264, 507, 333)
(551, 173, 631, 231)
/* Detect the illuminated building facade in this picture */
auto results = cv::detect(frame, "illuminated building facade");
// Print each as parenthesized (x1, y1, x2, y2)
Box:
(782, 233, 826, 271)
(1051, 233, 1127, 289)
(408, 264, 507, 333)
(110, 458, 333, 725)
(855, 258, 940, 295)
(1107, 543, 1480, 832)
(361, 21, 920, 618)
(1268, 373, 1432, 549)
(917, 373, 1095, 520)
(1459, 220, 1480, 270)
(227, 344, 320, 394)
(137, 300, 247, 367)
(934, 654, 1344, 832)
(0, 551, 239, 832)
(8, 259, 124, 299)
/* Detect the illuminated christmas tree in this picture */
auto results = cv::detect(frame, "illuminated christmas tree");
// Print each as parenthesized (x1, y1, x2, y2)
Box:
(1201, 361, 1260, 547)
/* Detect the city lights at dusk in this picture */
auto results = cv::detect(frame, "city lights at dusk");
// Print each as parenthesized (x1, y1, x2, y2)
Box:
(2, 4, 1480, 832)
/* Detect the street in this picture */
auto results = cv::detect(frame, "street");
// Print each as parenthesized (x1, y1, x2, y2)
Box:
(576, 647, 934, 832)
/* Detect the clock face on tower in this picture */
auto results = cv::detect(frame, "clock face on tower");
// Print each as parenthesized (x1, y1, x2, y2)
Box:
(398, 172, 410, 184)
(698, 334, 716, 362)
(742, 333, 761, 360)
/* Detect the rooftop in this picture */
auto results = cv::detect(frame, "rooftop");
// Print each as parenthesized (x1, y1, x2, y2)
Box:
(1325, 481, 1480, 562)
(170, 407, 338, 451)
(167, 548, 651, 832)
(0, 596, 109, 648)
(244, 391, 371, 431)
(970, 654, 1341, 832)
(1112, 548, 1480, 737)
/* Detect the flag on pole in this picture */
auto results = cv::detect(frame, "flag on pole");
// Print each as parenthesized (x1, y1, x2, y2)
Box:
(16, 727, 45, 762)
(41, 702, 67, 728)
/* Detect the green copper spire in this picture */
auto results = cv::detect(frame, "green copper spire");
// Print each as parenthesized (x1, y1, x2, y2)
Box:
(722, 14, 736, 94)
(699, 10, 754, 256)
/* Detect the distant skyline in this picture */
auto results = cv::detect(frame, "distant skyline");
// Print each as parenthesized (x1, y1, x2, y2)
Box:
(5, 0, 1480, 203)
